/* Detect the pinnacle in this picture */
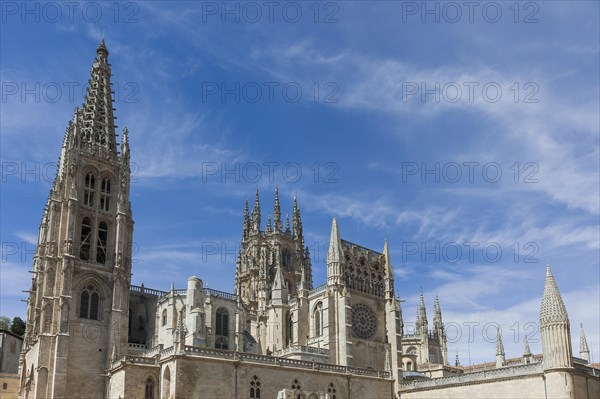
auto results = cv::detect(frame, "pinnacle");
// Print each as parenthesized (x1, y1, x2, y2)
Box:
(97, 38, 108, 55)
(327, 216, 343, 264)
(540, 264, 569, 325)
(496, 328, 505, 356)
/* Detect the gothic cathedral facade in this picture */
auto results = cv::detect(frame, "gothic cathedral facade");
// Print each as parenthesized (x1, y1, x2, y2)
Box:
(17, 42, 600, 399)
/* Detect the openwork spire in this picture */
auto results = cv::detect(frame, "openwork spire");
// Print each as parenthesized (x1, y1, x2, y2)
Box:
(242, 199, 250, 238)
(273, 187, 282, 232)
(417, 290, 428, 332)
(540, 264, 569, 325)
(433, 295, 443, 331)
(251, 189, 261, 231)
(292, 195, 304, 246)
(77, 39, 118, 156)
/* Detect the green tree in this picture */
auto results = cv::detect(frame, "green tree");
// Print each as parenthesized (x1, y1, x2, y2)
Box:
(0, 316, 10, 330)
(10, 317, 26, 336)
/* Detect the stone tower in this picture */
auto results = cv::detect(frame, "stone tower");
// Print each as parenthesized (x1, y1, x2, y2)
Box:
(539, 265, 575, 398)
(325, 218, 403, 393)
(540, 265, 573, 370)
(235, 189, 312, 312)
(19, 40, 133, 399)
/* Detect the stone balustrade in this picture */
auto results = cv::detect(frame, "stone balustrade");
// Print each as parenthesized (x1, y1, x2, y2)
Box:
(400, 363, 543, 391)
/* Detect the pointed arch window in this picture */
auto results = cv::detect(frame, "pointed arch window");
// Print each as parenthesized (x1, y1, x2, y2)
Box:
(84, 172, 95, 207)
(80, 284, 100, 320)
(215, 308, 229, 349)
(96, 221, 108, 264)
(313, 302, 323, 337)
(144, 377, 154, 399)
(99, 177, 111, 211)
(162, 309, 167, 326)
(286, 312, 293, 346)
(249, 375, 261, 398)
(327, 383, 337, 399)
(79, 217, 92, 260)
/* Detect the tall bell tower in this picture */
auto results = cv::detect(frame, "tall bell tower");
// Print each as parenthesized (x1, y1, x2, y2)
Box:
(19, 40, 133, 399)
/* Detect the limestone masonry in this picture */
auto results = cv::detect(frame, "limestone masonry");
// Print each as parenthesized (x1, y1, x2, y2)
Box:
(18, 42, 599, 399)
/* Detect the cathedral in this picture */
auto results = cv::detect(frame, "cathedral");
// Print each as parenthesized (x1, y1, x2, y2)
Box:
(17, 42, 599, 399)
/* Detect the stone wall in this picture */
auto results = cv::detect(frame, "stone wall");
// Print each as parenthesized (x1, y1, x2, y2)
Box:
(0, 331, 23, 373)
(168, 355, 393, 399)
(402, 366, 600, 399)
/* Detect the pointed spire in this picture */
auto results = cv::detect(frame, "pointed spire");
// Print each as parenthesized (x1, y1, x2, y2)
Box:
(496, 327, 505, 367)
(383, 239, 393, 279)
(539, 264, 573, 370)
(304, 246, 313, 290)
(384, 345, 391, 372)
(273, 187, 282, 231)
(77, 40, 117, 155)
(417, 290, 428, 334)
(121, 127, 130, 160)
(285, 213, 291, 234)
(580, 323, 590, 362)
(97, 38, 108, 56)
(523, 337, 532, 357)
(540, 264, 569, 325)
(496, 328, 505, 356)
(242, 199, 250, 239)
(175, 309, 187, 349)
(292, 195, 304, 247)
(266, 215, 272, 233)
(251, 189, 261, 231)
(327, 217, 344, 264)
(271, 262, 288, 303)
(298, 263, 307, 293)
(433, 295, 442, 329)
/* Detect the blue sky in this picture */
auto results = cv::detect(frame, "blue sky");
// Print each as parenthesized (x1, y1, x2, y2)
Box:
(1, 1, 598, 365)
